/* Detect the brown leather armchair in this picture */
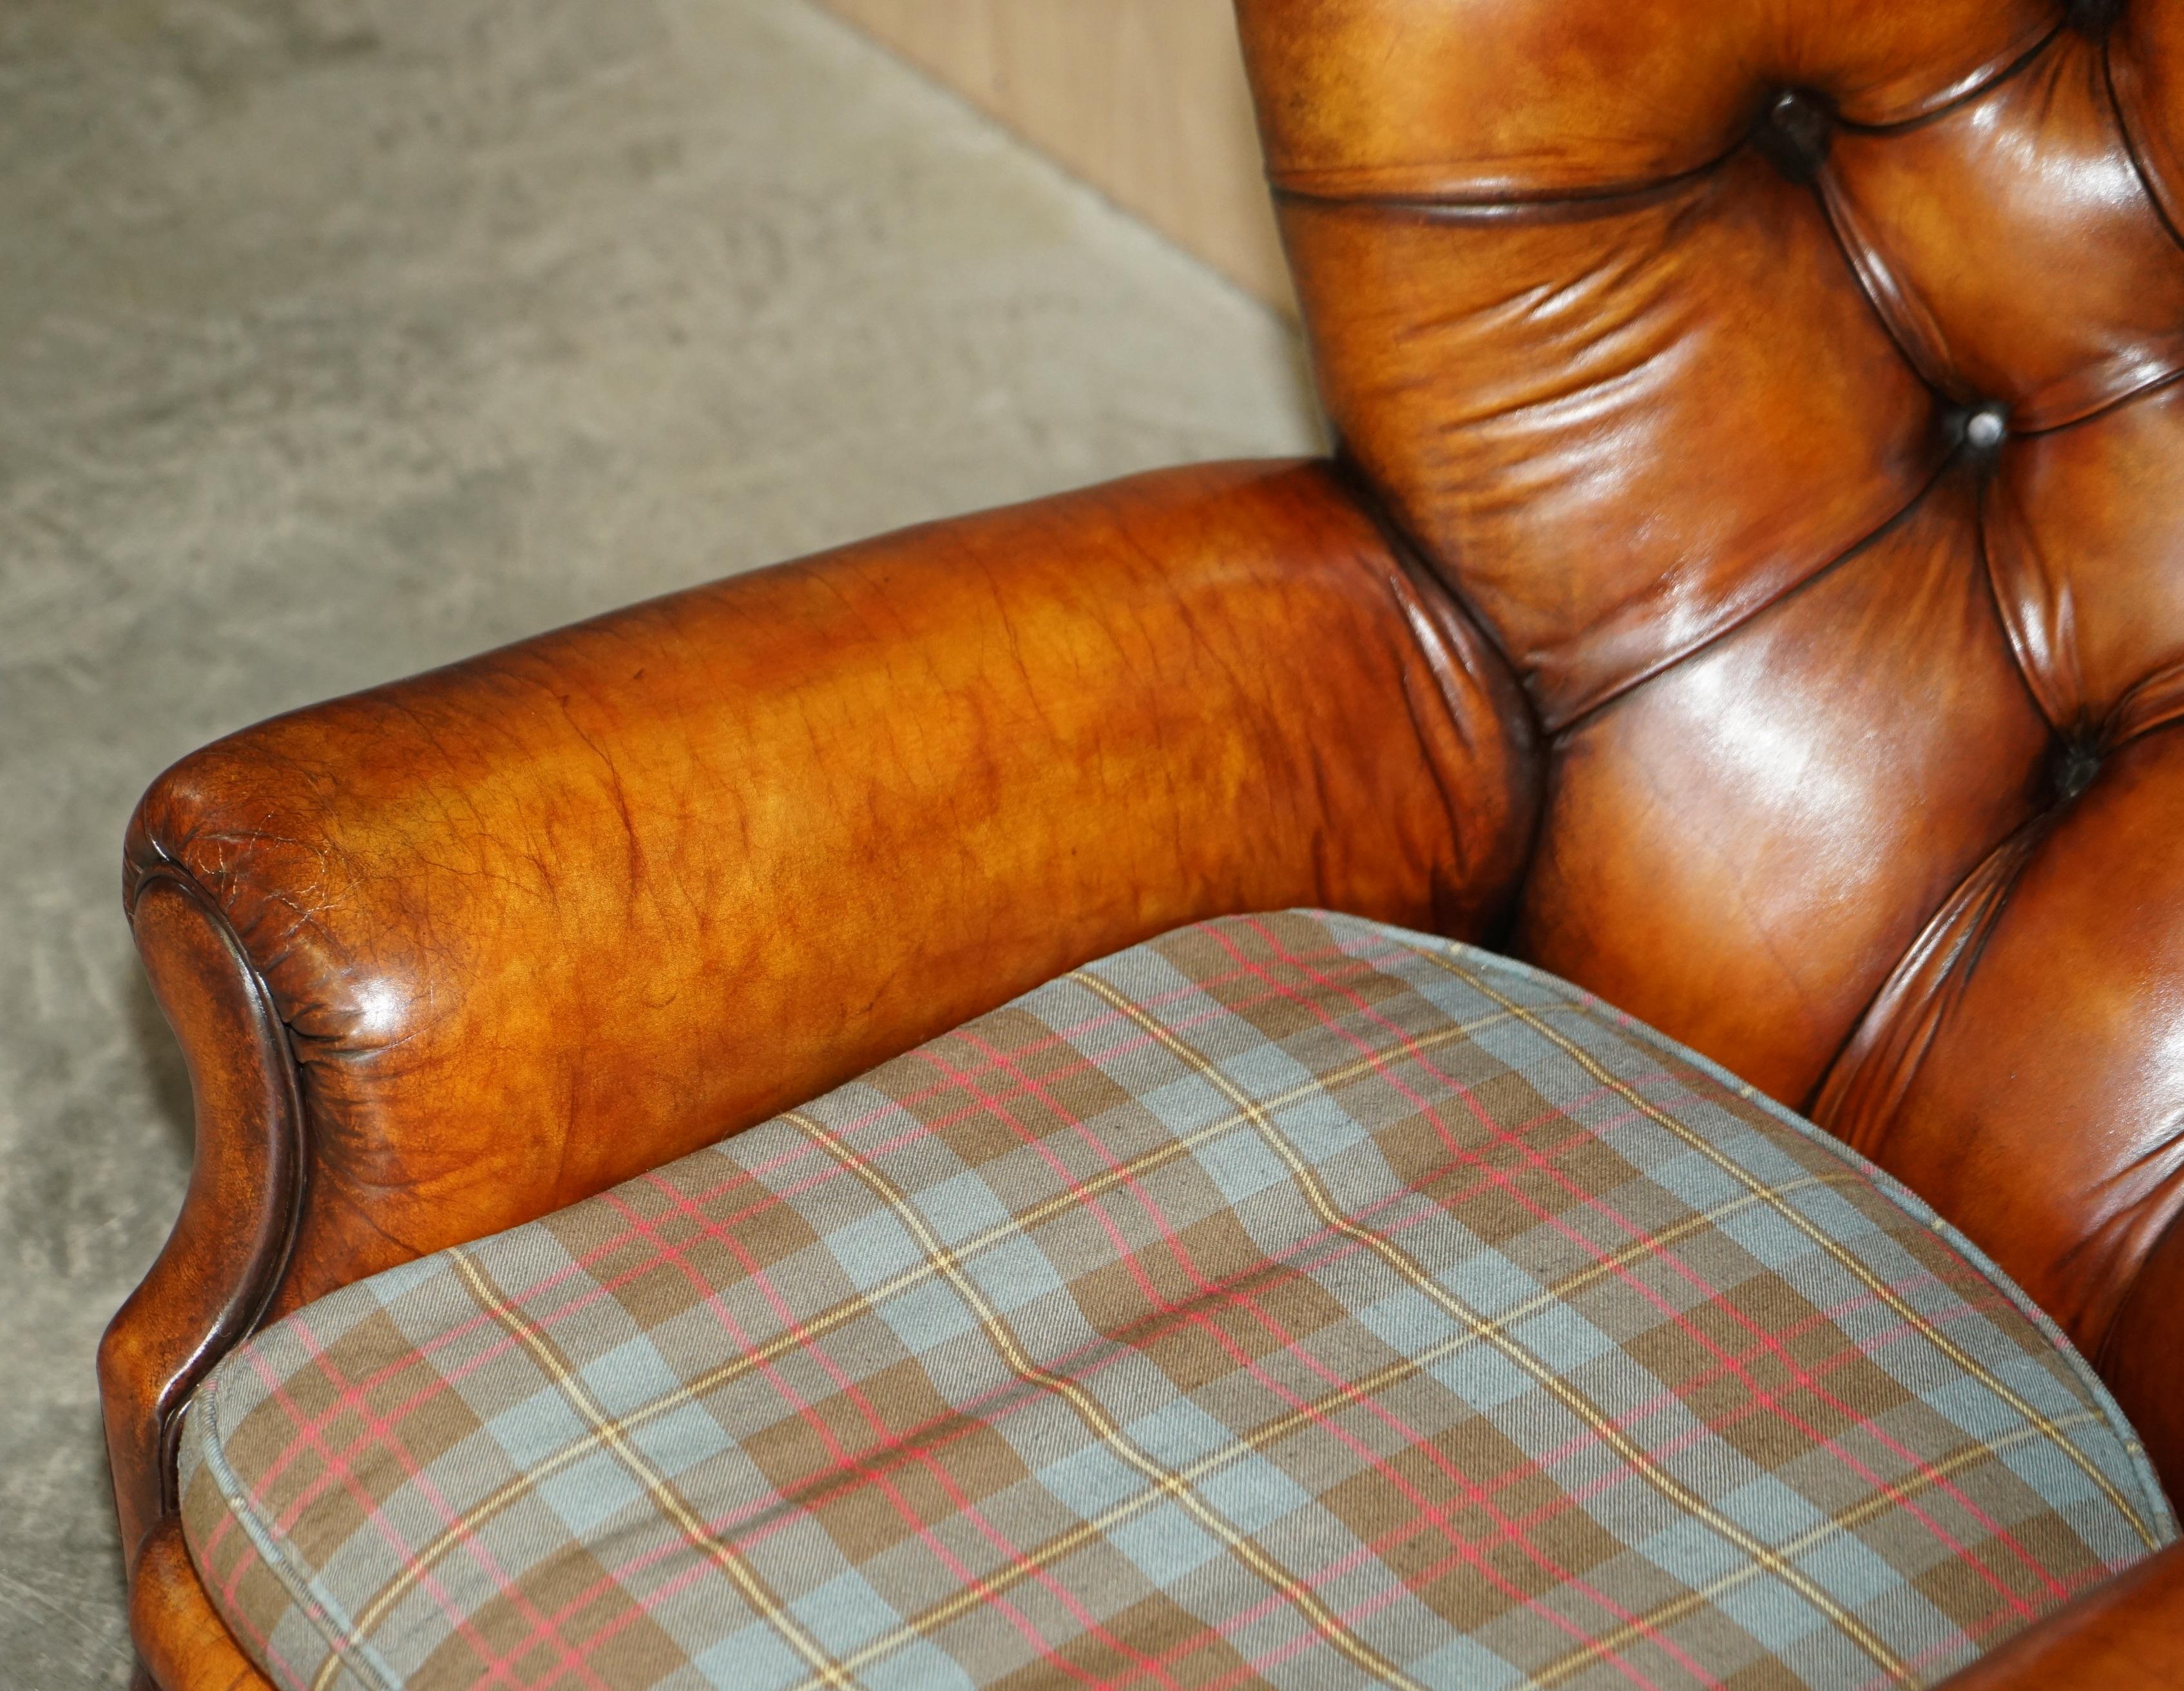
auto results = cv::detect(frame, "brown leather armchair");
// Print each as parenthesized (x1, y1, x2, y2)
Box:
(102, 1, 2184, 1685)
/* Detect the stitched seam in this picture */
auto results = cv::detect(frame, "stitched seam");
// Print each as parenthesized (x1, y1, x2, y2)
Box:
(1609, 913, 2184, 1544)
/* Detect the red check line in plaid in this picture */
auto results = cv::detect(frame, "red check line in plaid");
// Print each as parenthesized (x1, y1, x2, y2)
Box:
(921, 1003, 1730, 1685)
(591, 1150, 1184, 1691)
(188, 963, 1305, 1581)
(191, 967, 1504, 1592)
(182, 912, 2174, 1690)
(1208, 918, 2062, 1614)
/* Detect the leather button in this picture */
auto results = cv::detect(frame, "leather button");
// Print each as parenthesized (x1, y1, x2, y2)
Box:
(2051, 735, 2104, 804)
(1756, 88, 1833, 182)
(1965, 405, 2009, 450)
(2069, 0, 2126, 39)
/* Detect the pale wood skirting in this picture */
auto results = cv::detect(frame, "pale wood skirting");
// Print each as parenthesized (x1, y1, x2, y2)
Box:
(813, 0, 1295, 314)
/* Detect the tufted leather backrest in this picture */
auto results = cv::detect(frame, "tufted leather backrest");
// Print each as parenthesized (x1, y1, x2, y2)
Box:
(1236, 0, 2184, 1490)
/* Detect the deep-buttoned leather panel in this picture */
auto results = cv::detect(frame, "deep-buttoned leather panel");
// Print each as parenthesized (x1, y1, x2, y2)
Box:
(1237, 0, 2184, 1498)
(1514, 468, 2050, 1106)
(1279, 154, 1944, 728)
(124, 461, 1539, 1316)
(1823, 28, 2184, 430)
(1988, 381, 2184, 740)
(1811, 728, 2184, 1365)
(1236, 0, 2056, 198)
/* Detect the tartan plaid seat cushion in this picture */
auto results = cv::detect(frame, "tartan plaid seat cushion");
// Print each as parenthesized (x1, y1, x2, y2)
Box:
(178, 911, 2176, 1691)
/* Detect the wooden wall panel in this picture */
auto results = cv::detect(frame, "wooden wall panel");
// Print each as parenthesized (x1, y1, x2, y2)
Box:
(814, 0, 1295, 314)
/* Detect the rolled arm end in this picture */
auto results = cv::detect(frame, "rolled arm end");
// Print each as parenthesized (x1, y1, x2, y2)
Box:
(102, 868, 304, 1572)
(120, 454, 1538, 1329)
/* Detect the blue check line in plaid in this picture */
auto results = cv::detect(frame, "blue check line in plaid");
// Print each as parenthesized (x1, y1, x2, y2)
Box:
(180, 911, 2175, 1690)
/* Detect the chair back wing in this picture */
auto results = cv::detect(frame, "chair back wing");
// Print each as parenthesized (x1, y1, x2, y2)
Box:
(1236, 0, 2184, 1489)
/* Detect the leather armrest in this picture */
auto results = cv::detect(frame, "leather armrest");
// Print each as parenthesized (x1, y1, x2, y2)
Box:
(122, 457, 1538, 1319)
(110, 458, 1536, 1691)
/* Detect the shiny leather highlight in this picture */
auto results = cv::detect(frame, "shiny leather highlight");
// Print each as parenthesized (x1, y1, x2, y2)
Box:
(118, 460, 1538, 1326)
(1251, 3, 2184, 1532)
(1517, 467, 2051, 1106)
(101, 872, 304, 1580)
(111, 1, 2184, 1681)
(1818, 728, 2184, 1387)
(1279, 154, 1946, 727)
(1823, 28, 2184, 429)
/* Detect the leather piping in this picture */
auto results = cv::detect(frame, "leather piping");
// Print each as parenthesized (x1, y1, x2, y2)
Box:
(1264, 22, 2065, 210)
(2103, 37, 2184, 259)
(1830, 25, 2067, 136)
(129, 861, 309, 1519)
(1269, 148, 1736, 217)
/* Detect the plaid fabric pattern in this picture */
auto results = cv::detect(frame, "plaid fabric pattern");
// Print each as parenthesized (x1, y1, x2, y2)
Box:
(180, 911, 2175, 1691)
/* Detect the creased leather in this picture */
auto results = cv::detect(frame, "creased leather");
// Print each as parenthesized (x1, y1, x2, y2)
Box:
(1239, 1, 2184, 1525)
(122, 461, 1540, 1317)
(111, 1, 2184, 1679)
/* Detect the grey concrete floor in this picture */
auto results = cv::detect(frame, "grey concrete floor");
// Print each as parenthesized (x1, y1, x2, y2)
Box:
(0, 3, 1319, 1683)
